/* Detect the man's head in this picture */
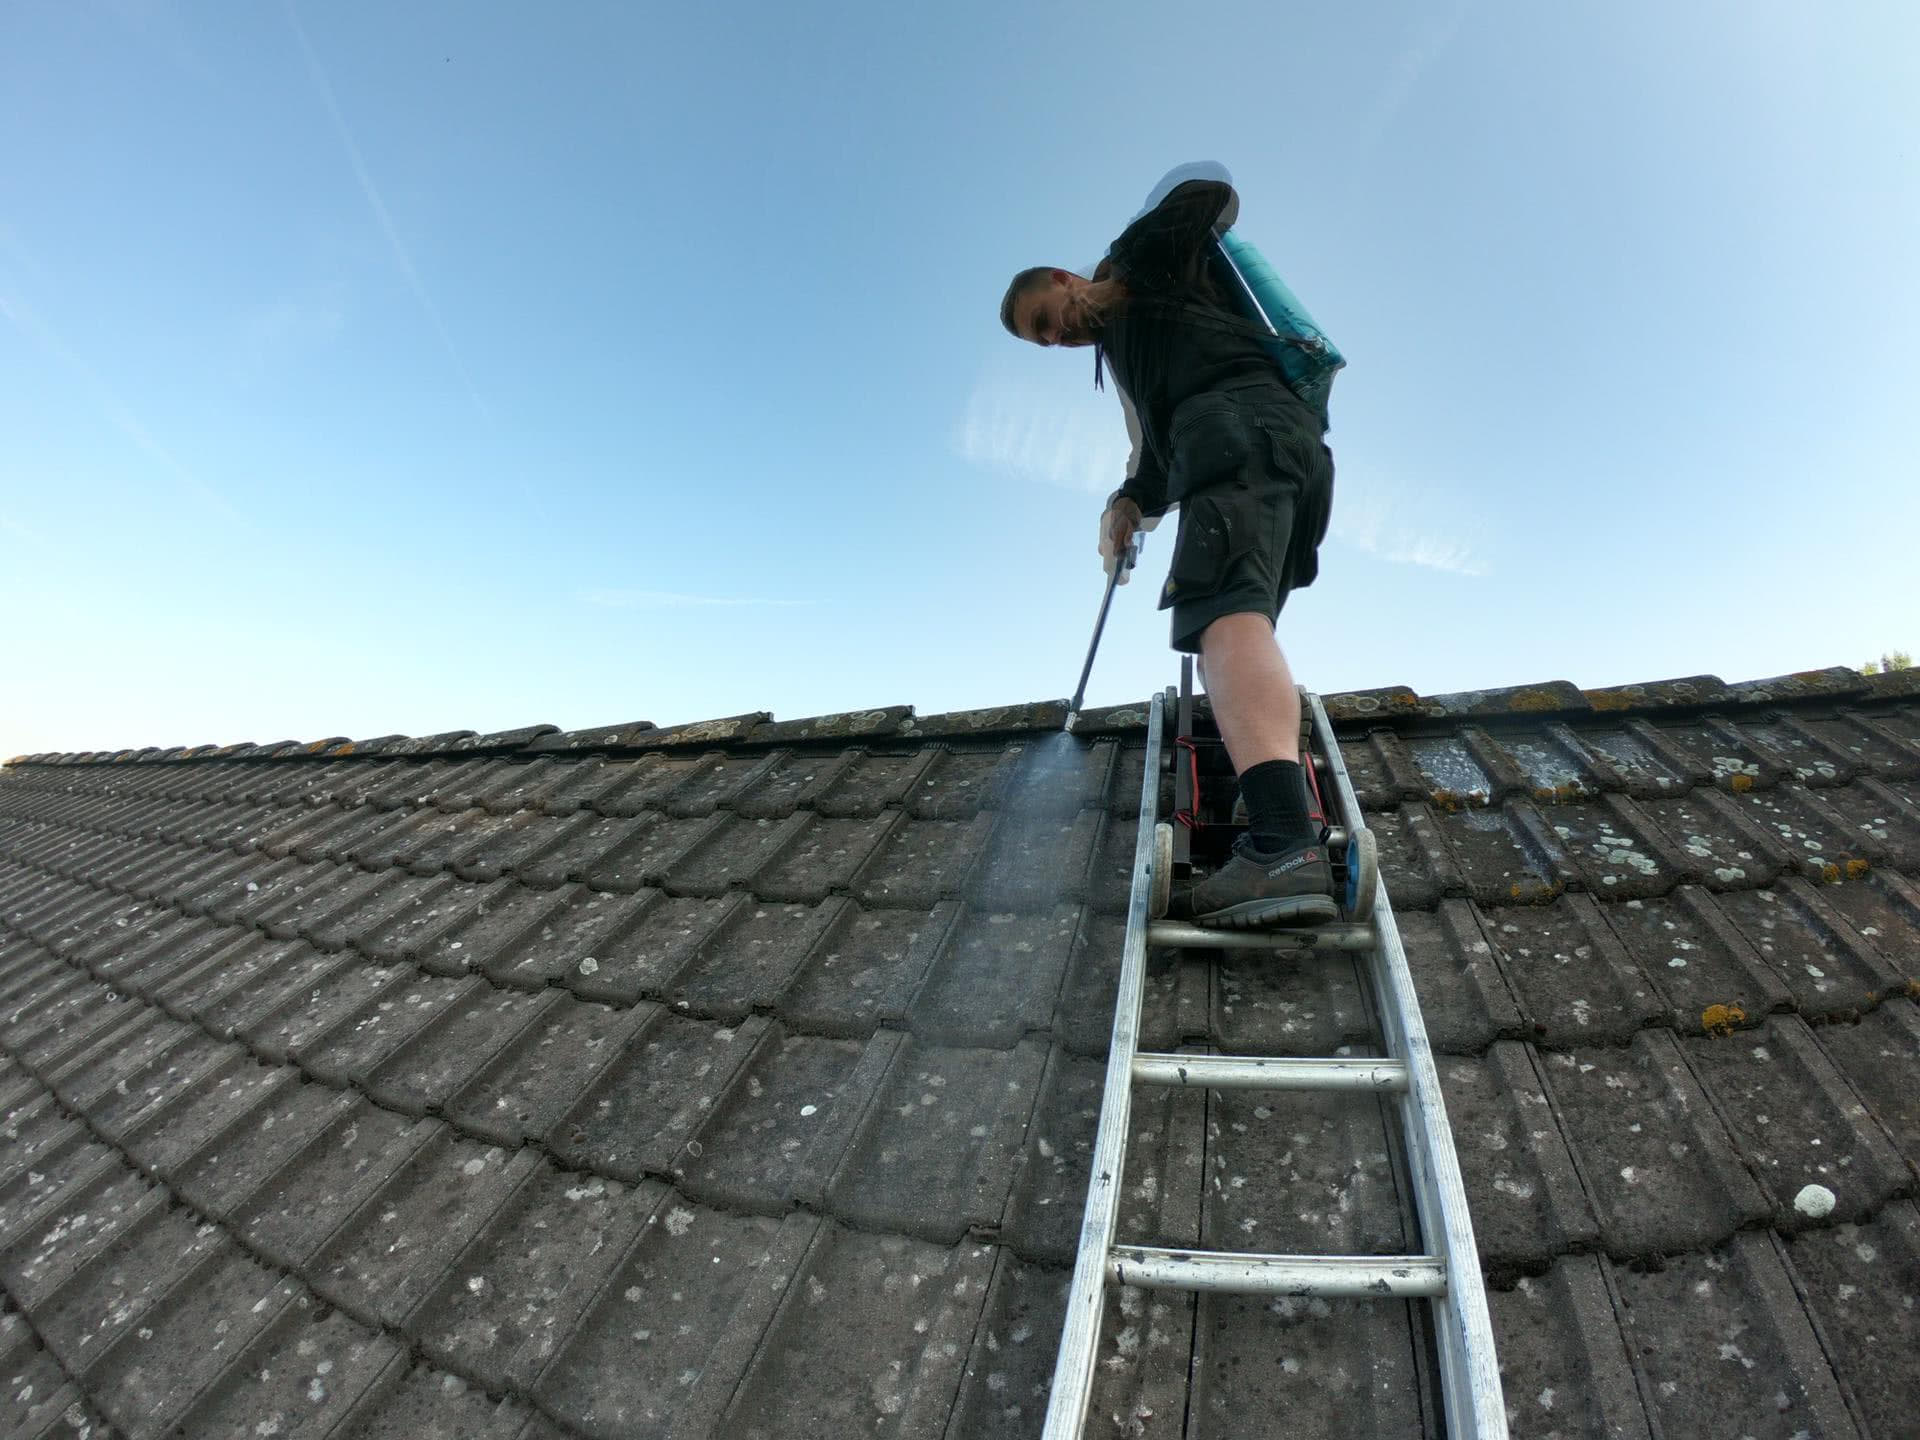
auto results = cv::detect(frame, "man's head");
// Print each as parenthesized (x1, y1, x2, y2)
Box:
(1000, 267, 1100, 348)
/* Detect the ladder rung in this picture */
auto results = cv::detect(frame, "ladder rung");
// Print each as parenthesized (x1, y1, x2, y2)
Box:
(1132, 1053, 1408, 1092)
(1147, 919, 1373, 951)
(1108, 1246, 1448, 1298)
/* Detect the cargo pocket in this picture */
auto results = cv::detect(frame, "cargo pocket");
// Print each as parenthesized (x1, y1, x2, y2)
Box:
(1167, 396, 1259, 504)
(1158, 487, 1257, 611)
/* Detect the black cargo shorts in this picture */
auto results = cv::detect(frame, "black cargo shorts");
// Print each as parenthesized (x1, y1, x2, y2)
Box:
(1158, 381, 1334, 654)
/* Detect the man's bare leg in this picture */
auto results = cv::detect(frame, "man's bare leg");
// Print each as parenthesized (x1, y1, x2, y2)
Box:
(1197, 612, 1299, 772)
(1186, 611, 1334, 925)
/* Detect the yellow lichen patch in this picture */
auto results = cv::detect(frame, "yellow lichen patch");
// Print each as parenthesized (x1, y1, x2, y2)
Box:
(1585, 690, 1635, 712)
(333, 742, 356, 756)
(1821, 862, 1842, 884)
(1511, 688, 1566, 713)
(1701, 1003, 1747, 1037)
(1907, 979, 1920, 1002)
(1845, 859, 1871, 879)
(1429, 789, 1466, 814)
(1532, 783, 1586, 804)
(1729, 773, 1755, 793)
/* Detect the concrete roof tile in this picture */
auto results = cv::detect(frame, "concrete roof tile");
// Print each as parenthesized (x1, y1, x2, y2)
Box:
(120, 1058, 296, 1183)
(809, 748, 943, 819)
(666, 898, 841, 1022)
(1633, 788, 1790, 891)
(1712, 881, 1902, 1017)
(229, 1099, 435, 1273)
(364, 988, 562, 1117)
(1437, 1043, 1598, 1273)
(1612, 1231, 1862, 1438)
(241, 957, 403, 1065)
(851, 814, 997, 910)
(1392, 900, 1526, 1053)
(1598, 888, 1794, 1033)
(674, 1028, 870, 1212)
(167, 1295, 400, 1439)
(1811, 999, 1920, 1177)
(32, 1198, 226, 1382)
(905, 746, 1022, 820)
(411, 882, 573, 978)
(1780, 1199, 1920, 1439)
(316, 872, 456, 957)
(775, 901, 954, 1038)
(604, 897, 761, 1007)
(547, 1012, 771, 1183)
(826, 1037, 1049, 1242)
(296, 972, 481, 1089)
(87, 1029, 229, 1143)
(444, 995, 653, 1149)
(721, 1223, 996, 1440)
(407, 1164, 666, 1392)
(4, 1163, 158, 1307)
(1684, 1015, 1909, 1228)
(47, 1008, 190, 1112)
(85, 1254, 298, 1435)
(1812, 866, 1920, 972)
(535, 1205, 812, 1438)
(968, 809, 1107, 915)
(169, 1080, 356, 1224)
(1488, 1256, 1651, 1439)
(577, 812, 723, 894)
(469, 885, 652, 992)
(942, 1252, 1071, 1440)
(1539, 1032, 1769, 1255)
(753, 813, 902, 903)
(1480, 895, 1665, 1044)
(656, 750, 784, 817)
(663, 811, 814, 897)
(0, 1126, 115, 1257)
(305, 1130, 534, 1329)
(905, 903, 1084, 1048)
(1209, 947, 1374, 1058)
(332, 1358, 536, 1439)
(1360, 805, 1463, 910)
(999, 1049, 1105, 1264)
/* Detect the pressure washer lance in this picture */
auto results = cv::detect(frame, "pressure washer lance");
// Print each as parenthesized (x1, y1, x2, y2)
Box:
(1064, 531, 1143, 734)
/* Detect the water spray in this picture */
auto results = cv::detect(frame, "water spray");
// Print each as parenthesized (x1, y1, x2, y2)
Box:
(1064, 532, 1142, 734)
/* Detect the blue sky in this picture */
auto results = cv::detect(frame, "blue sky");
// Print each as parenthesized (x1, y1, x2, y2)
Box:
(3, 1, 1916, 759)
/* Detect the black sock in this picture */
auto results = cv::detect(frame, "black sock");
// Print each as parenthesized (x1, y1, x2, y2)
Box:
(1238, 759, 1317, 852)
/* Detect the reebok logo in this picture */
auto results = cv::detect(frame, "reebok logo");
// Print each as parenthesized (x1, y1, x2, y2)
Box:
(1265, 848, 1319, 878)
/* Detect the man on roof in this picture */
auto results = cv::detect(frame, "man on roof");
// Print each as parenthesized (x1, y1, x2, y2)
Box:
(1001, 161, 1338, 928)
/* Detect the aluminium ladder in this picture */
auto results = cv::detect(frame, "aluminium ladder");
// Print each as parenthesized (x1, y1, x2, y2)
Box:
(1042, 685, 1506, 1438)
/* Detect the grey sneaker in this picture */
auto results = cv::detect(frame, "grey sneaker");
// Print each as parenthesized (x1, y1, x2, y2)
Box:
(1189, 833, 1337, 929)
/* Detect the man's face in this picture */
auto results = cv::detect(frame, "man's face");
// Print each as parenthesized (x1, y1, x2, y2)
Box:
(1015, 273, 1096, 348)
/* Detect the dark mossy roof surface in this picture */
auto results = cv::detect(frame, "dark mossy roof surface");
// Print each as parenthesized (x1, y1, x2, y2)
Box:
(0, 665, 1916, 1439)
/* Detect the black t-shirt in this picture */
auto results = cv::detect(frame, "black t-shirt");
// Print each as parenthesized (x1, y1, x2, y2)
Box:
(1095, 179, 1316, 517)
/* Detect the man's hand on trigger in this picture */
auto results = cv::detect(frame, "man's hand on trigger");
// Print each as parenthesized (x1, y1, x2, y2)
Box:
(1099, 497, 1143, 583)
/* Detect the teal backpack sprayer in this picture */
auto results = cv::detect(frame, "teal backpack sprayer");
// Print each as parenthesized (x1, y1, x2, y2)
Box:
(1062, 226, 1343, 732)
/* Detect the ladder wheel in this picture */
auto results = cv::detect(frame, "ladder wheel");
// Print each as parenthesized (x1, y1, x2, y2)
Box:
(1344, 826, 1379, 922)
(1150, 822, 1173, 919)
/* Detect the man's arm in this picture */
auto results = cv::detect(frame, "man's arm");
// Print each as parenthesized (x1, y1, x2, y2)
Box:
(1111, 386, 1169, 520)
(1106, 163, 1240, 295)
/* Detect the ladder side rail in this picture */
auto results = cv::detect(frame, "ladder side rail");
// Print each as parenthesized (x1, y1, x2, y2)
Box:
(1040, 688, 1171, 1440)
(1308, 692, 1509, 1440)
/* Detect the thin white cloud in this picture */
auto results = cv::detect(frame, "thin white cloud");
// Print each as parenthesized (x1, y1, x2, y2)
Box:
(579, 588, 815, 610)
(1351, 0, 1476, 161)
(0, 513, 52, 549)
(955, 370, 1130, 496)
(1331, 488, 1487, 577)
(286, 2, 492, 426)
(0, 288, 242, 524)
